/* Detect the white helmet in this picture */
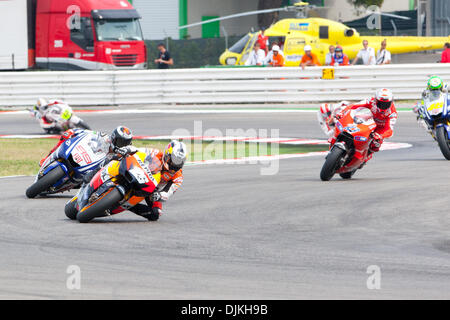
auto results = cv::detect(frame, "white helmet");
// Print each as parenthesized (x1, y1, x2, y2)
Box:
(163, 140, 187, 171)
(304, 45, 312, 52)
(36, 98, 48, 110)
(375, 88, 394, 111)
(272, 45, 280, 52)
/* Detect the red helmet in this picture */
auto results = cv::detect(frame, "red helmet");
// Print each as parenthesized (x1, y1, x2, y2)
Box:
(375, 88, 393, 111)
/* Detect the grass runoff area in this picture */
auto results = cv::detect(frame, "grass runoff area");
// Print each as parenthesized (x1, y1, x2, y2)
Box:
(0, 138, 328, 176)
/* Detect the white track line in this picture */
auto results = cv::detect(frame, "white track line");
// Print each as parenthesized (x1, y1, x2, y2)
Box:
(0, 175, 28, 179)
(0, 134, 413, 150)
(0, 109, 414, 116)
(0, 135, 412, 178)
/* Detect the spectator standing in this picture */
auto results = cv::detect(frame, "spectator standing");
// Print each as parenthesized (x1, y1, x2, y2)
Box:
(440, 43, 450, 63)
(376, 39, 392, 65)
(154, 43, 173, 69)
(257, 28, 269, 55)
(331, 46, 349, 66)
(352, 40, 375, 66)
(278, 37, 285, 51)
(325, 45, 335, 66)
(245, 42, 266, 66)
(267, 45, 284, 67)
(300, 45, 321, 69)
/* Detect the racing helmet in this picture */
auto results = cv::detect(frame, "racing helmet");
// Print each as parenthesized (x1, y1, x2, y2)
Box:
(111, 126, 133, 149)
(36, 98, 48, 111)
(163, 140, 187, 171)
(375, 88, 393, 111)
(427, 76, 443, 91)
(319, 103, 332, 117)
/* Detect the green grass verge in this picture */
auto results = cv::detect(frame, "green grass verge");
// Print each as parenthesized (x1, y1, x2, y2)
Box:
(0, 138, 328, 176)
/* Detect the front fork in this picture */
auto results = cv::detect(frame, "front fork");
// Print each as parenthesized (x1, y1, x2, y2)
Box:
(329, 141, 348, 168)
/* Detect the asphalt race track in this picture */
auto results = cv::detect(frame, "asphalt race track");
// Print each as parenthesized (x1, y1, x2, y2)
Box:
(0, 110, 449, 299)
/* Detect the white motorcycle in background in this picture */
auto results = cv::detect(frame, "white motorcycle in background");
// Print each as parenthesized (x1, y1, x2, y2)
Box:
(30, 100, 91, 134)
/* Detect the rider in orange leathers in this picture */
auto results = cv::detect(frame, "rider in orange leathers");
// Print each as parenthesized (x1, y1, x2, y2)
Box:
(110, 140, 187, 221)
(332, 88, 398, 161)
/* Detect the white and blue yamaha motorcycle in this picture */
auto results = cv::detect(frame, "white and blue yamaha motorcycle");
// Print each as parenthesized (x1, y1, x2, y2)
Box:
(416, 90, 450, 160)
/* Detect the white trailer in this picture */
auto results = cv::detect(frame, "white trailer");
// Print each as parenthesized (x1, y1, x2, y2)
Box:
(0, 0, 28, 70)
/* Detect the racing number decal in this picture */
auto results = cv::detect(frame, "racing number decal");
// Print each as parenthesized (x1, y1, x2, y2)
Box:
(74, 145, 92, 164)
(130, 167, 149, 184)
(427, 102, 443, 112)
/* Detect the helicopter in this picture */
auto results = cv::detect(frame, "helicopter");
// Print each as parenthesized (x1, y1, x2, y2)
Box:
(179, 1, 450, 66)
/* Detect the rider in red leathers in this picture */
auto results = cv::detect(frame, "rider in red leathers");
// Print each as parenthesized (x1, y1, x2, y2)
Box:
(333, 88, 398, 161)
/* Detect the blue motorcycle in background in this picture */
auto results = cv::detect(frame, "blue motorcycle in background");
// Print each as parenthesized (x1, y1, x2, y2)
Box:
(25, 131, 108, 198)
(417, 90, 450, 160)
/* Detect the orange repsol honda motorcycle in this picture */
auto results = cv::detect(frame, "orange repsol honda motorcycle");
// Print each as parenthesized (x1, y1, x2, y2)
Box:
(65, 150, 161, 223)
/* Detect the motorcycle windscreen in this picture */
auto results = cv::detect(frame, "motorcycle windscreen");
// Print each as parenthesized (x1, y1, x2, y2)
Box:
(426, 91, 445, 117)
(351, 107, 375, 126)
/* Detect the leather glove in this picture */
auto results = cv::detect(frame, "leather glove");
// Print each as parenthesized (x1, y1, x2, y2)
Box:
(30, 107, 41, 119)
(370, 132, 383, 151)
(371, 132, 383, 142)
(116, 146, 138, 157)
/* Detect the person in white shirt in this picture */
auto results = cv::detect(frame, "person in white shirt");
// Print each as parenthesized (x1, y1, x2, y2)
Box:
(325, 45, 335, 66)
(352, 40, 375, 65)
(263, 42, 284, 65)
(245, 42, 266, 66)
(376, 39, 392, 65)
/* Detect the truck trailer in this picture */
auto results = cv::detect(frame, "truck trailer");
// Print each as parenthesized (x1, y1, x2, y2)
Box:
(0, 0, 147, 71)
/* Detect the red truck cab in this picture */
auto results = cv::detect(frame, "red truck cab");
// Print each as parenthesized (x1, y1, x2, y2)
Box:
(35, 0, 146, 70)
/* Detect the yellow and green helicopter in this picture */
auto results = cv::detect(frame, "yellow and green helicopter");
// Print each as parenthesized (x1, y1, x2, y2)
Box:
(179, 1, 450, 66)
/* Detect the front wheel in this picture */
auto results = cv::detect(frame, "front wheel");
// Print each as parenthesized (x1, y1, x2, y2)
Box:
(76, 187, 123, 223)
(65, 196, 78, 220)
(26, 166, 66, 198)
(339, 170, 356, 180)
(436, 125, 450, 160)
(320, 147, 346, 181)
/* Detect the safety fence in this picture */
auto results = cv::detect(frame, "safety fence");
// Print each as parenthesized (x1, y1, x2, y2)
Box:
(1, 63, 450, 107)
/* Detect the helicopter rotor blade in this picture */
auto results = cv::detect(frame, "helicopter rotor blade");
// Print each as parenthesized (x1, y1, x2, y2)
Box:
(368, 12, 411, 20)
(178, 6, 293, 30)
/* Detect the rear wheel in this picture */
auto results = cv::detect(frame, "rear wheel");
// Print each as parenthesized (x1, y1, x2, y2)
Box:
(65, 196, 78, 220)
(76, 187, 123, 223)
(77, 120, 91, 130)
(436, 125, 450, 160)
(26, 166, 65, 198)
(320, 147, 346, 181)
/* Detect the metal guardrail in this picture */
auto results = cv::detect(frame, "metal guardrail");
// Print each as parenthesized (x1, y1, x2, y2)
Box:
(1, 64, 449, 107)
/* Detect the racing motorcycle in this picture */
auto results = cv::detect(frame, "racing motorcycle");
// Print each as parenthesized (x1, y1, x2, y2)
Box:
(320, 106, 377, 181)
(25, 131, 108, 198)
(64, 150, 161, 223)
(30, 102, 90, 134)
(416, 91, 450, 160)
